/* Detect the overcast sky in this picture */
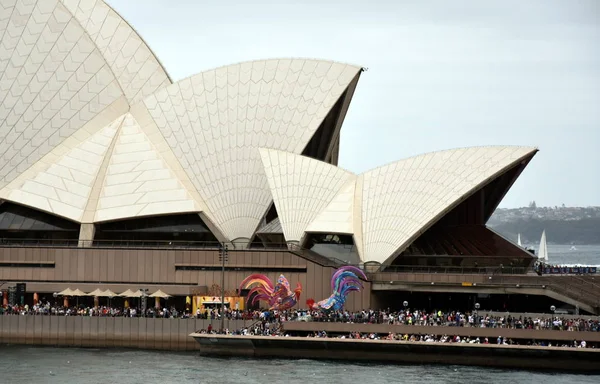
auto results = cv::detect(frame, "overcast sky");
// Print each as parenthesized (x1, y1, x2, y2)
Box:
(108, 0, 599, 208)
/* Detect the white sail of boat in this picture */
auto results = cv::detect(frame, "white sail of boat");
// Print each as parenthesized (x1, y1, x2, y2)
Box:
(538, 230, 549, 263)
(517, 233, 522, 247)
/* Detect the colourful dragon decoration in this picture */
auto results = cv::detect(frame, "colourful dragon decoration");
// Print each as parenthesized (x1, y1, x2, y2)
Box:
(239, 274, 302, 310)
(314, 266, 367, 311)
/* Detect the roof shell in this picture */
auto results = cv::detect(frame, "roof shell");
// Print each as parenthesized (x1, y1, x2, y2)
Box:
(0, 0, 131, 191)
(140, 59, 362, 241)
(359, 146, 538, 264)
(259, 147, 355, 243)
(260, 146, 538, 264)
(0, 2, 363, 236)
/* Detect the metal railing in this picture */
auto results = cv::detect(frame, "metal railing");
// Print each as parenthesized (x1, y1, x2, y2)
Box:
(0, 238, 280, 250)
(0, 238, 354, 268)
(0, 238, 597, 278)
(378, 265, 530, 275)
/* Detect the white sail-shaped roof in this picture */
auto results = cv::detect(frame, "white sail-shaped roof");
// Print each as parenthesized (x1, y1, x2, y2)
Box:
(359, 146, 538, 264)
(0, 0, 130, 190)
(306, 178, 356, 235)
(0, 114, 123, 221)
(141, 59, 362, 241)
(259, 148, 355, 243)
(260, 146, 537, 264)
(0, 1, 364, 241)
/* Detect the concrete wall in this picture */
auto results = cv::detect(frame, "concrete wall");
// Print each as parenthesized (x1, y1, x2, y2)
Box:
(0, 246, 371, 311)
(193, 334, 600, 372)
(282, 321, 600, 342)
(0, 316, 252, 351)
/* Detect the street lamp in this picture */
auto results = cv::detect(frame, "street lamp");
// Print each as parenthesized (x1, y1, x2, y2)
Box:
(403, 301, 408, 310)
(141, 288, 149, 317)
(219, 244, 229, 333)
(474, 302, 480, 327)
(550, 305, 556, 315)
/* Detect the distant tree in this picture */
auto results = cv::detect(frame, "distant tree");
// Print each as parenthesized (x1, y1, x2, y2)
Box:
(529, 201, 537, 209)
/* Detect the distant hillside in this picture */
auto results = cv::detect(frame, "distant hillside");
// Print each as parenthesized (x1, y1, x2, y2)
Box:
(488, 206, 600, 245)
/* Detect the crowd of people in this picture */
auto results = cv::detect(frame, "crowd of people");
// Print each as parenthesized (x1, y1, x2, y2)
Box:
(286, 308, 600, 332)
(533, 260, 597, 275)
(196, 327, 595, 349)
(0, 302, 186, 318)
(304, 331, 592, 349)
(2, 302, 599, 333)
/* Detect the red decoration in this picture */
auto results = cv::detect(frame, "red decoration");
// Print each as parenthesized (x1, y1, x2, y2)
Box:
(306, 298, 315, 310)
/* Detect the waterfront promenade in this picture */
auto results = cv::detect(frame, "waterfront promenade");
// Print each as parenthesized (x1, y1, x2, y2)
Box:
(1, 313, 599, 351)
(191, 334, 600, 372)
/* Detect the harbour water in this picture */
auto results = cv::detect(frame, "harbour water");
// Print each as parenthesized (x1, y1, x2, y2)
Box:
(0, 346, 598, 384)
(544, 244, 600, 266)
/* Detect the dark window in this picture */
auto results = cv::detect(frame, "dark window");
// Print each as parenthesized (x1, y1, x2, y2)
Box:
(175, 265, 307, 273)
(94, 213, 219, 247)
(0, 262, 55, 268)
(0, 202, 79, 246)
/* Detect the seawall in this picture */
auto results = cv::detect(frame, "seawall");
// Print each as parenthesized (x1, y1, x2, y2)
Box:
(0, 315, 250, 351)
(2, 314, 600, 361)
(191, 334, 600, 372)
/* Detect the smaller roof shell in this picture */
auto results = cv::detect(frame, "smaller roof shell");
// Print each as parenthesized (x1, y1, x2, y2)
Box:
(260, 146, 538, 265)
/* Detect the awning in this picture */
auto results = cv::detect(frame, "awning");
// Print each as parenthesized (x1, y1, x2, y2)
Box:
(202, 301, 230, 306)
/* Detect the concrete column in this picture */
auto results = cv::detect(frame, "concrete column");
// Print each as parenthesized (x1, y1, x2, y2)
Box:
(78, 223, 95, 247)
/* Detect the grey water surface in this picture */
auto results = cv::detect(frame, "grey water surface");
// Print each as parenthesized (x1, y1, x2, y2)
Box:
(0, 346, 597, 384)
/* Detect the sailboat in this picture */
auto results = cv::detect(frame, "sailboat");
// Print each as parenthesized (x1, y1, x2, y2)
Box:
(517, 233, 522, 247)
(538, 230, 549, 263)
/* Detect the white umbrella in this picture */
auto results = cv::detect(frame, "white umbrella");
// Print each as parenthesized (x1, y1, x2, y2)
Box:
(118, 289, 136, 297)
(70, 289, 87, 308)
(149, 289, 171, 310)
(70, 289, 87, 297)
(103, 289, 118, 308)
(103, 289, 118, 298)
(87, 288, 107, 297)
(57, 288, 75, 296)
(129, 290, 146, 298)
(149, 289, 171, 298)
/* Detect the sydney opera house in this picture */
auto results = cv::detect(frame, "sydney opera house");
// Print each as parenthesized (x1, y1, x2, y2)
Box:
(0, 0, 597, 314)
